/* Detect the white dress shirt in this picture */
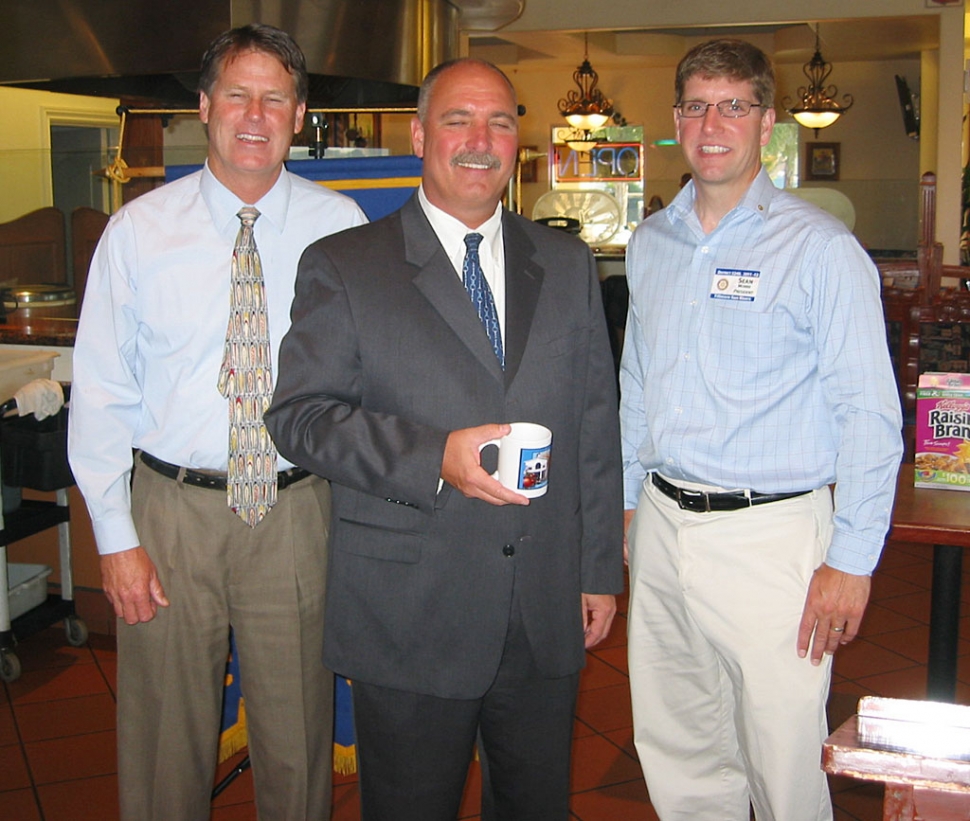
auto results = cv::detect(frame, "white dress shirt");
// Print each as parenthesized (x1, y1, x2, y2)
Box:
(417, 185, 506, 343)
(68, 163, 367, 554)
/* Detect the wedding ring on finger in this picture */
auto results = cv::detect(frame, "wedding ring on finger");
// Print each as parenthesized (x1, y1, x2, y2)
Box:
(831, 625, 845, 633)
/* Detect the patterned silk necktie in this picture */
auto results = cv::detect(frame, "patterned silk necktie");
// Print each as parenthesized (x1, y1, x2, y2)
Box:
(463, 233, 504, 369)
(217, 206, 278, 527)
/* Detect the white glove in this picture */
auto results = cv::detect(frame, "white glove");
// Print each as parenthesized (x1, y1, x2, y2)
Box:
(14, 378, 64, 421)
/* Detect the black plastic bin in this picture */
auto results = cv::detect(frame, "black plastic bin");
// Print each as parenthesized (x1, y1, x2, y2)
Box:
(1, 406, 74, 491)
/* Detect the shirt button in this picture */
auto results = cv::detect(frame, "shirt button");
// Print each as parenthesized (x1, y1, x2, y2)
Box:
(683, 352, 690, 361)
(674, 407, 682, 414)
(666, 457, 674, 465)
(503, 544, 515, 557)
(701, 246, 710, 254)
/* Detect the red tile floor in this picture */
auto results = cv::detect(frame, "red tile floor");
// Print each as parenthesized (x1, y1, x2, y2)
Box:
(0, 537, 965, 820)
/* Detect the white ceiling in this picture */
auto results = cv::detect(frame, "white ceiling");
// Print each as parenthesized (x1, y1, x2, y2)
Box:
(468, 16, 942, 68)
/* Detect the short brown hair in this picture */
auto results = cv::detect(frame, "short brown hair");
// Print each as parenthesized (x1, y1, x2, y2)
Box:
(675, 39, 775, 109)
(199, 24, 309, 104)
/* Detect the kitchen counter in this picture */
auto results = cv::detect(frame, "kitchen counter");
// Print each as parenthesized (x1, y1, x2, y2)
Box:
(0, 318, 78, 348)
(0, 318, 77, 385)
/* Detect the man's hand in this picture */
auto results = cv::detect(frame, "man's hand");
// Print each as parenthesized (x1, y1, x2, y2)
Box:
(797, 563, 871, 665)
(582, 593, 617, 648)
(441, 424, 530, 506)
(623, 509, 636, 566)
(101, 547, 170, 625)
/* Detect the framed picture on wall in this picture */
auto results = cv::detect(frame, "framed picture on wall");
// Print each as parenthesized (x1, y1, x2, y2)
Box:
(805, 142, 840, 181)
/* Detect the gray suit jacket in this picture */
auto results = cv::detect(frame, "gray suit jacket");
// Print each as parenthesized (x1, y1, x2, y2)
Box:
(266, 194, 623, 699)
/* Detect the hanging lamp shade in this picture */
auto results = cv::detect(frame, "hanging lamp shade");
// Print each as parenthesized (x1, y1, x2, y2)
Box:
(783, 24, 853, 137)
(565, 134, 598, 153)
(558, 34, 614, 133)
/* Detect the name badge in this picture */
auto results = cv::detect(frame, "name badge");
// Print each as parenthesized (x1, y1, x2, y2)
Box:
(710, 268, 760, 302)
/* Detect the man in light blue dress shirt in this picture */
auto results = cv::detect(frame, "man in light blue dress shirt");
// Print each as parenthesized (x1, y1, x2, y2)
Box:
(68, 25, 366, 821)
(621, 40, 902, 820)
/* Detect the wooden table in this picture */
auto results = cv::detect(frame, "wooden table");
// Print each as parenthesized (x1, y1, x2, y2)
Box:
(823, 709, 970, 820)
(889, 464, 970, 701)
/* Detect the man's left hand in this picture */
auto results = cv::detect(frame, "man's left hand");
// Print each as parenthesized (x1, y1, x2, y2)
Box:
(797, 563, 871, 665)
(582, 593, 617, 649)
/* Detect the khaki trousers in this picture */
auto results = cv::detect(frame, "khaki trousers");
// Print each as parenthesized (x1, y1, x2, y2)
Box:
(118, 462, 332, 821)
(627, 476, 834, 821)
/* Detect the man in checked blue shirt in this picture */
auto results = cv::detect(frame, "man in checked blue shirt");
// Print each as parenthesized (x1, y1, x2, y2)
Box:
(620, 39, 903, 821)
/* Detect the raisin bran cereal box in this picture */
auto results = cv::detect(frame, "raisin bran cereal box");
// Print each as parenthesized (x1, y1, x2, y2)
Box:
(915, 372, 970, 490)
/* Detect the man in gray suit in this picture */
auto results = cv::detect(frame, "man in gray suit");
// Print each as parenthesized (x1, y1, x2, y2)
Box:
(265, 58, 623, 820)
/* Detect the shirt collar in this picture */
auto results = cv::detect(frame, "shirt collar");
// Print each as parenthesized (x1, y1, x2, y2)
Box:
(666, 166, 775, 228)
(737, 167, 776, 221)
(417, 184, 503, 259)
(200, 161, 292, 236)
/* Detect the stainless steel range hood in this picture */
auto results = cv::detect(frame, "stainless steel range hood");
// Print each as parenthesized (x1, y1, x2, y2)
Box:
(0, 0, 522, 107)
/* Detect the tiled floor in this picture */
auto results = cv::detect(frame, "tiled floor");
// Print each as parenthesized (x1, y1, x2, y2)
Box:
(0, 537, 964, 820)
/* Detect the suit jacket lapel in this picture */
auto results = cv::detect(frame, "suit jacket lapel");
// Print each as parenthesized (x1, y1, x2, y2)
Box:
(402, 197, 506, 381)
(502, 212, 543, 388)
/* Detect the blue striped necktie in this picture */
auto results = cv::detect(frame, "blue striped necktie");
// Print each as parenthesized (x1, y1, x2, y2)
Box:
(463, 232, 504, 369)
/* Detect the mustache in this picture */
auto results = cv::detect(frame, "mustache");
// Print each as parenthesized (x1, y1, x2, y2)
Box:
(450, 151, 502, 170)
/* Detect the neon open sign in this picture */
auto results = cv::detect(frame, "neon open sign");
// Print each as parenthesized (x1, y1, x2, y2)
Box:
(554, 142, 642, 183)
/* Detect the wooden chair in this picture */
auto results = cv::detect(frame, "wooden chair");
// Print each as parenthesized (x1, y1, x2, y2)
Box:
(71, 207, 109, 311)
(876, 244, 943, 299)
(941, 263, 970, 290)
(882, 287, 923, 461)
(0, 207, 67, 286)
(886, 287, 970, 460)
(882, 288, 923, 407)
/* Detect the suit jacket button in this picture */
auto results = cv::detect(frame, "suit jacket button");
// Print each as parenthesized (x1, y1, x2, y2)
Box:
(502, 544, 515, 557)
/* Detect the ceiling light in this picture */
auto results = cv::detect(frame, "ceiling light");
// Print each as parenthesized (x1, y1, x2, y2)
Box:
(558, 33, 614, 134)
(783, 24, 854, 137)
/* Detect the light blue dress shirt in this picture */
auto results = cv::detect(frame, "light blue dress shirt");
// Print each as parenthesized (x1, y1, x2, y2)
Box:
(619, 169, 903, 574)
(68, 163, 367, 555)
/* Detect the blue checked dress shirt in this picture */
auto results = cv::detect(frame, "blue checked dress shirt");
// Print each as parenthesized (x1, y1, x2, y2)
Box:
(620, 169, 903, 574)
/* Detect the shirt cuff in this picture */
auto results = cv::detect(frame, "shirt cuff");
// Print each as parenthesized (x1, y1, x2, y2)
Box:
(92, 514, 141, 556)
(825, 529, 884, 575)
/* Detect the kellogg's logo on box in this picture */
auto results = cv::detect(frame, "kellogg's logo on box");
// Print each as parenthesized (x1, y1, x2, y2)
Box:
(915, 372, 970, 490)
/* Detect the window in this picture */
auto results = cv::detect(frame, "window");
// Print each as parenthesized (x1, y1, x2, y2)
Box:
(762, 123, 799, 189)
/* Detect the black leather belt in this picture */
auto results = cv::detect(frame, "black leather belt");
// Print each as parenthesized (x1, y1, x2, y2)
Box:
(651, 473, 809, 513)
(140, 452, 310, 491)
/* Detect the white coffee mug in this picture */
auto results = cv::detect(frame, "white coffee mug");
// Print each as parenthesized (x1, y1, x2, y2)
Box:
(480, 422, 552, 498)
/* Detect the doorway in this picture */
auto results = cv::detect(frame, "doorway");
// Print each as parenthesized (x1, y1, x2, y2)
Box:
(49, 124, 116, 284)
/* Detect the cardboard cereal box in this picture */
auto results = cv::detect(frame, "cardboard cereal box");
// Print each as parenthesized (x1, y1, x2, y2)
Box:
(915, 372, 970, 490)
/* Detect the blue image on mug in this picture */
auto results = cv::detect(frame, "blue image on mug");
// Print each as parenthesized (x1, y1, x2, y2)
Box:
(518, 446, 550, 492)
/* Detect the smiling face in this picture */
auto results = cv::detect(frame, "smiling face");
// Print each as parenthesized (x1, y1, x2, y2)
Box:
(675, 74, 775, 206)
(199, 48, 306, 203)
(411, 61, 519, 228)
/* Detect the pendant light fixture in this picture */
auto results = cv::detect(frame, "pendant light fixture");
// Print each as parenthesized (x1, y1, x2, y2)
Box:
(558, 33, 614, 149)
(783, 24, 853, 137)
(565, 135, 598, 153)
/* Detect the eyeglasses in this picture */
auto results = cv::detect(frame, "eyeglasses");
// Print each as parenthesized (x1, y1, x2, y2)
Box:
(674, 99, 763, 119)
